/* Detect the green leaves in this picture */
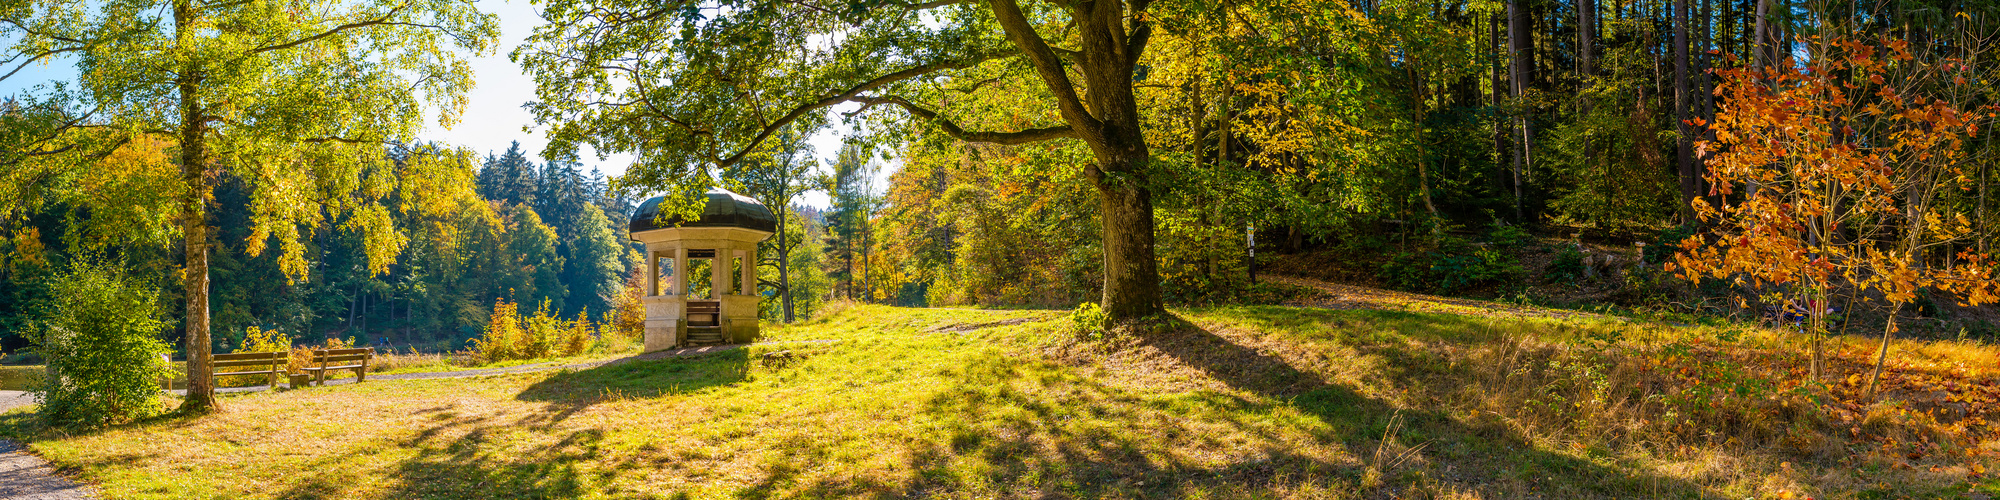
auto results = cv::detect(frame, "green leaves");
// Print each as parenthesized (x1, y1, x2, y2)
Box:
(32, 258, 172, 428)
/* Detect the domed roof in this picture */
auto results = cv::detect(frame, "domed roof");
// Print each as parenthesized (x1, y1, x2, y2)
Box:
(629, 188, 778, 233)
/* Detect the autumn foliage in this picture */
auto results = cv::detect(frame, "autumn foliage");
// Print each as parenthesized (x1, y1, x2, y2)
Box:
(1674, 37, 2000, 390)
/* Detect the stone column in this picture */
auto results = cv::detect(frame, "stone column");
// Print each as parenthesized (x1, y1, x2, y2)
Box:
(739, 249, 754, 297)
(646, 250, 658, 296)
(672, 246, 687, 296)
(710, 244, 731, 296)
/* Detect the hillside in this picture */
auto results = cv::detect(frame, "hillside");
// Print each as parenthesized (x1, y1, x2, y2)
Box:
(3, 296, 1998, 499)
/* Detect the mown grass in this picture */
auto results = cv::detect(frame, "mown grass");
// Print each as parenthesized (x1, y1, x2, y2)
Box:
(2, 304, 1997, 499)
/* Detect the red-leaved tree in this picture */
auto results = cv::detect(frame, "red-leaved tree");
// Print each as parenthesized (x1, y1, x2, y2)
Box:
(1673, 37, 2000, 398)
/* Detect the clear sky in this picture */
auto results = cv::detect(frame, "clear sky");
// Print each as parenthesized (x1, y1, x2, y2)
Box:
(0, 0, 870, 208)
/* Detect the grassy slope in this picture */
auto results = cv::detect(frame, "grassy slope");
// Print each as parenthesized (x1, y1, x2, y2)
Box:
(3, 303, 1998, 499)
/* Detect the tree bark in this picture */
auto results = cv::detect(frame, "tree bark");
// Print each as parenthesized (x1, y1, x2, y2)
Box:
(1508, 0, 1533, 219)
(1493, 12, 1513, 221)
(175, 0, 218, 412)
(1675, 0, 1694, 222)
(1577, 0, 1596, 188)
(777, 202, 794, 322)
(989, 0, 1162, 321)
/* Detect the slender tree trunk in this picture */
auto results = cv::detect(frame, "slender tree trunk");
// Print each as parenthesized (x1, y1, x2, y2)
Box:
(1578, 0, 1596, 185)
(1411, 67, 1438, 217)
(1508, 0, 1531, 220)
(1494, 12, 1514, 221)
(1675, 0, 1695, 222)
(1755, 0, 1772, 70)
(175, 0, 218, 412)
(1865, 304, 1906, 401)
(777, 203, 794, 322)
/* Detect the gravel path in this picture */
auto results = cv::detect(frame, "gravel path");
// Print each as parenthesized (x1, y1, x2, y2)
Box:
(0, 391, 30, 414)
(0, 440, 92, 500)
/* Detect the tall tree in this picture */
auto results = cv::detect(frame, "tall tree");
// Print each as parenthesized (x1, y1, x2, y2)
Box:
(723, 127, 816, 322)
(519, 0, 1172, 321)
(1675, 0, 1694, 222)
(1, 0, 496, 410)
(1508, 0, 1535, 219)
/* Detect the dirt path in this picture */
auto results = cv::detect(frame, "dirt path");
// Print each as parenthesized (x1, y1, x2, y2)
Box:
(1268, 274, 1620, 322)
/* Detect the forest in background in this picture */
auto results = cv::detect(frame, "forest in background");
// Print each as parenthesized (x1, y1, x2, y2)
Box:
(0, 138, 848, 355)
(11, 0, 2000, 356)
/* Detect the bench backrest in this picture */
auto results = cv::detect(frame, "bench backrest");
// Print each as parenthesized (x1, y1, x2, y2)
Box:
(310, 347, 374, 364)
(214, 351, 287, 369)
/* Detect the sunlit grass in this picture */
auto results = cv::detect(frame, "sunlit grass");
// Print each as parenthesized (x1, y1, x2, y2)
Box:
(2, 304, 1996, 499)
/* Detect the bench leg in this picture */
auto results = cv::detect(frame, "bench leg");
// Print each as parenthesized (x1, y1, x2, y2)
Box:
(356, 367, 366, 383)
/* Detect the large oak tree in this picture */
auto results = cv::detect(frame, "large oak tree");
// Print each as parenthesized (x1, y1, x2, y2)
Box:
(518, 0, 1167, 320)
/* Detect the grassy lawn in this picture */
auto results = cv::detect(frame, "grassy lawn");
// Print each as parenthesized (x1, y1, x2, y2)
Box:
(3, 304, 1998, 499)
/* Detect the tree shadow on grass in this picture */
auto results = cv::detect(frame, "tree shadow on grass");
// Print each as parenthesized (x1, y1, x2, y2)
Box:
(1125, 313, 1722, 499)
(263, 351, 751, 500)
(727, 312, 1728, 499)
(511, 349, 751, 428)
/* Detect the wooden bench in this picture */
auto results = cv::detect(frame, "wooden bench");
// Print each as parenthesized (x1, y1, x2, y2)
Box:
(213, 351, 288, 390)
(301, 347, 375, 386)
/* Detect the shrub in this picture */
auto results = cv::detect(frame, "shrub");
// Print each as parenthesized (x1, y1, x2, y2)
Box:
(32, 261, 173, 427)
(288, 337, 355, 376)
(474, 299, 594, 362)
(593, 309, 639, 353)
(561, 313, 593, 357)
(519, 301, 563, 359)
(1069, 302, 1108, 340)
(1547, 245, 1587, 283)
(473, 299, 525, 362)
(220, 326, 291, 387)
(1380, 236, 1526, 295)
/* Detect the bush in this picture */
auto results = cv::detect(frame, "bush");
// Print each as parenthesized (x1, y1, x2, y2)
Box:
(32, 261, 173, 427)
(1379, 236, 1525, 295)
(473, 299, 526, 362)
(1069, 302, 1108, 340)
(1547, 245, 1587, 284)
(519, 301, 563, 359)
(562, 313, 593, 356)
(473, 299, 595, 363)
(220, 326, 291, 387)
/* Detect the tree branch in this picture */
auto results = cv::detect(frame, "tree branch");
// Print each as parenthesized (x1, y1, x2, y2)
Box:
(988, 0, 1101, 133)
(303, 136, 376, 144)
(1126, 0, 1154, 62)
(853, 95, 1075, 145)
(245, 6, 405, 55)
(0, 46, 82, 83)
(697, 51, 1019, 168)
